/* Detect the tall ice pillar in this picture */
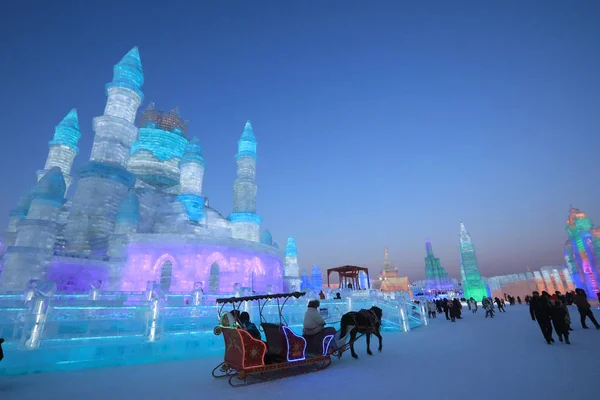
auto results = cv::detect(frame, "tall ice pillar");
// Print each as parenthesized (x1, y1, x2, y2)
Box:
(283, 236, 301, 291)
(62, 47, 143, 256)
(229, 121, 261, 241)
(459, 222, 488, 300)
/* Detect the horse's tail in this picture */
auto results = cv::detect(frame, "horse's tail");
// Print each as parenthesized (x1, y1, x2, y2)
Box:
(339, 313, 351, 339)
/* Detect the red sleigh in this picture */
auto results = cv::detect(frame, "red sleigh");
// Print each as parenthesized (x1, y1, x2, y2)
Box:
(212, 292, 332, 387)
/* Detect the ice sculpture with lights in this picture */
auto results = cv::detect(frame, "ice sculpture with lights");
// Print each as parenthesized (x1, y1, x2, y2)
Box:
(423, 239, 453, 292)
(564, 206, 600, 299)
(459, 223, 488, 300)
(0, 46, 297, 294)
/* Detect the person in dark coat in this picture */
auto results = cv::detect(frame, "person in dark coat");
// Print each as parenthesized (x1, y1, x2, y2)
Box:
(495, 297, 506, 312)
(442, 299, 450, 320)
(0, 338, 4, 362)
(573, 288, 600, 329)
(239, 312, 261, 340)
(517, 296, 522, 304)
(549, 295, 570, 344)
(530, 291, 554, 344)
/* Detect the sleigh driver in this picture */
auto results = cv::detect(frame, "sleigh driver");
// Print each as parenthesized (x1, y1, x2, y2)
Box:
(302, 300, 342, 355)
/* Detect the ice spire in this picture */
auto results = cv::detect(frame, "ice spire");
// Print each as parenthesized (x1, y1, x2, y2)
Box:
(237, 120, 257, 158)
(39, 109, 82, 190)
(106, 46, 144, 100)
(285, 237, 298, 256)
(49, 109, 81, 152)
(383, 248, 393, 271)
(425, 238, 433, 255)
(230, 120, 261, 241)
(180, 136, 205, 167)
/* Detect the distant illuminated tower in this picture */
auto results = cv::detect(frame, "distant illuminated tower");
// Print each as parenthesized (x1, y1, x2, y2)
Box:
(379, 248, 410, 292)
(311, 265, 323, 291)
(229, 121, 262, 242)
(62, 47, 142, 256)
(564, 206, 600, 299)
(1, 168, 66, 290)
(459, 223, 487, 300)
(37, 109, 81, 190)
(381, 248, 398, 279)
(283, 236, 301, 291)
(178, 137, 206, 223)
(424, 239, 453, 291)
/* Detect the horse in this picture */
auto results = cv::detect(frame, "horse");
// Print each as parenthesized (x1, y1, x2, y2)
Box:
(338, 306, 383, 359)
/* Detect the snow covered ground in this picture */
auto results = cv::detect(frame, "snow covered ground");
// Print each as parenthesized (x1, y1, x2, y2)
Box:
(1, 305, 598, 400)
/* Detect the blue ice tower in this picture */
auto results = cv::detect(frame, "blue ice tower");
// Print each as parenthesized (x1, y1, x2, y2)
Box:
(0, 168, 66, 290)
(62, 47, 142, 256)
(229, 121, 262, 241)
(37, 109, 81, 191)
(178, 136, 206, 223)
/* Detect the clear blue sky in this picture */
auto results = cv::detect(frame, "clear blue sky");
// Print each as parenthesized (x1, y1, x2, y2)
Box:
(1, 1, 599, 280)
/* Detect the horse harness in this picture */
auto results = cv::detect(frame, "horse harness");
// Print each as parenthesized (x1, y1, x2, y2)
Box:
(351, 309, 380, 332)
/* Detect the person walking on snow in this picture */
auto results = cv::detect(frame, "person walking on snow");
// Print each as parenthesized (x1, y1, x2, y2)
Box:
(530, 291, 554, 344)
(495, 297, 506, 312)
(549, 295, 571, 344)
(483, 297, 495, 318)
(573, 288, 600, 329)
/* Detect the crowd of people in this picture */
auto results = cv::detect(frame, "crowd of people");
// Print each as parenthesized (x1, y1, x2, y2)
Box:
(426, 298, 464, 322)
(529, 288, 600, 344)
(424, 287, 600, 347)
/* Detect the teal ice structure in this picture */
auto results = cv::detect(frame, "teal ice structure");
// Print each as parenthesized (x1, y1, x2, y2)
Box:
(0, 46, 305, 296)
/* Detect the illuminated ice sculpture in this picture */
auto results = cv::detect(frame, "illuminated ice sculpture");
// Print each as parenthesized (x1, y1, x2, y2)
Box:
(459, 223, 488, 300)
(0, 46, 296, 293)
(424, 239, 453, 292)
(564, 206, 600, 299)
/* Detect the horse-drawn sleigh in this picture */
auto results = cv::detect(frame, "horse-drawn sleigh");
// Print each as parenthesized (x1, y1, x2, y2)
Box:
(211, 291, 383, 386)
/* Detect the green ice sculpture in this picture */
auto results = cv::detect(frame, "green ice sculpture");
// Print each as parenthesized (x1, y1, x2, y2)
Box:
(459, 223, 487, 300)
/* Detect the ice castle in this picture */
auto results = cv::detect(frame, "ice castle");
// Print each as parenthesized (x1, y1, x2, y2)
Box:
(0, 47, 299, 294)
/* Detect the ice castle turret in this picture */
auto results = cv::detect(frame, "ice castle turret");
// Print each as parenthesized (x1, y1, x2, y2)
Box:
(459, 223, 487, 300)
(37, 109, 81, 190)
(62, 47, 142, 256)
(177, 136, 205, 223)
(0, 168, 66, 290)
(283, 236, 301, 291)
(260, 229, 273, 245)
(6, 190, 35, 247)
(424, 239, 453, 292)
(229, 121, 261, 242)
